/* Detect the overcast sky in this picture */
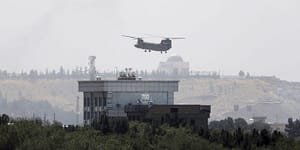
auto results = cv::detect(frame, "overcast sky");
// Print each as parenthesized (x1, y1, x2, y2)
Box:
(0, 0, 300, 81)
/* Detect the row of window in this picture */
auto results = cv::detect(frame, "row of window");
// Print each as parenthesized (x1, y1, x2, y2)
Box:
(128, 115, 141, 121)
(84, 111, 103, 120)
(84, 97, 107, 107)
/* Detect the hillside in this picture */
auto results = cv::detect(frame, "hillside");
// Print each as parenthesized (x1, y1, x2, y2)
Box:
(0, 80, 79, 111)
(175, 77, 300, 123)
(1, 77, 300, 123)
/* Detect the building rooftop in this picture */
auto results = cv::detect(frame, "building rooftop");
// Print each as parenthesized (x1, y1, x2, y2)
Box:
(167, 55, 184, 62)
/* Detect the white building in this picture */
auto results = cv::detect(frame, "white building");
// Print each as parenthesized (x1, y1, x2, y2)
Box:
(158, 55, 189, 76)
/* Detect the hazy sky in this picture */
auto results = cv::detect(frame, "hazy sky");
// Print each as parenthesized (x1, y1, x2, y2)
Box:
(0, 0, 300, 81)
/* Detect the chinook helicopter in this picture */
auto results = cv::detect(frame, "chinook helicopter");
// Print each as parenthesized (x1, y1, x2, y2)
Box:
(122, 35, 184, 53)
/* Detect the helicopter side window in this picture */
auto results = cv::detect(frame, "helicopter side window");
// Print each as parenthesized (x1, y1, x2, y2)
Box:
(138, 39, 143, 45)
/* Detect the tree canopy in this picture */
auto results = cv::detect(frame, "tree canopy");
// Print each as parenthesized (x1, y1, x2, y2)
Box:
(0, 114, 300, 150)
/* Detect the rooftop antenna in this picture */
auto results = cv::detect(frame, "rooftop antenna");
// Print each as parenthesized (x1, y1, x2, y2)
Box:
(88, 56, 97, 80)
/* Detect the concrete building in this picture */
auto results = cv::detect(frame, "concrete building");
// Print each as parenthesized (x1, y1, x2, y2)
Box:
(78, 78, 179, 125)
(158, 55, 189, 76)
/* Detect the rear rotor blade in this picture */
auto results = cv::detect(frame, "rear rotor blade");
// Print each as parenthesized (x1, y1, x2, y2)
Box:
(168, 37, 185, 39)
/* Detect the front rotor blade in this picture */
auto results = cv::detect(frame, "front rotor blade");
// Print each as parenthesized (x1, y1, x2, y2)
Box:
(121, 35, 138, 39)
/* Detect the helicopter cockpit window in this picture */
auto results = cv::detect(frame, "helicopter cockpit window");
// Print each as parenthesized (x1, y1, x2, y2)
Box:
(162, 40, 170, 44)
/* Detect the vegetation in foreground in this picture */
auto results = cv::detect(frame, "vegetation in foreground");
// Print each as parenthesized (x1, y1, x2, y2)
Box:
(1, 114, 300, 150)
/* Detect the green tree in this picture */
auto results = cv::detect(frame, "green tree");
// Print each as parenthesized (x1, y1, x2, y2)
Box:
(249, 121, 270, 131)
(239, 70, 245, 78)
(209, 117, 235, 131)
(0, 114, 9, 125)
(285, 118, 300, 137)
(234, 118, 248, 130)
(233, 128, 244, 147)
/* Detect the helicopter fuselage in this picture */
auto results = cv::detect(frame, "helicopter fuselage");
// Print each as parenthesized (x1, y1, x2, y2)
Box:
(121, 35, 183, 53)
(134, 39, 172, 52)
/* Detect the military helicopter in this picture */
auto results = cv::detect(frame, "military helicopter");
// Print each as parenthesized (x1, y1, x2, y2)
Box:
(122, 35, 184, 53)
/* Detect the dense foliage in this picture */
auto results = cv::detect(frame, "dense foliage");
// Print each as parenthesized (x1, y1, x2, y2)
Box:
(1, 115, 300, 150)
(285, 118, 300, 137)
(209, 117, 271, 131)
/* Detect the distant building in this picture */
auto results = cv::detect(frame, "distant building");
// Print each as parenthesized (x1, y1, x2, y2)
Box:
(270, 123, 286, 133)
(78, 70, 179, 125)
(252, 116, 267, 123)
(125, 104, 211, 129)
(158, 55, 189, 77)
(246, 105, 252, 112)
(234, 105, 239, 112)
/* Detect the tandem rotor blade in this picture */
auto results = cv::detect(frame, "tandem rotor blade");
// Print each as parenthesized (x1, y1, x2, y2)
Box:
(121, 35, 139, 39)
(168, 37, 185, 39)
(142, 34, 185, 40)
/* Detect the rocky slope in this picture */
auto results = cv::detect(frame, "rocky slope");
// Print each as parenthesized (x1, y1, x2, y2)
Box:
(175, 77, 300, 123)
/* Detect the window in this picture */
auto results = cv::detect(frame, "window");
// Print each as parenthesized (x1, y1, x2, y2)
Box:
(87, 97, 90, 106)
(116, 103, 121, 108)
(87, 112, 90, 119)
(95, 97, 98, 106)
(190, 120, 195, 125)
(99, 97, 102, 107)
(90, 110, 93, 119)
(103, 98, 107, 106)
(170, 108, 178, 113)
